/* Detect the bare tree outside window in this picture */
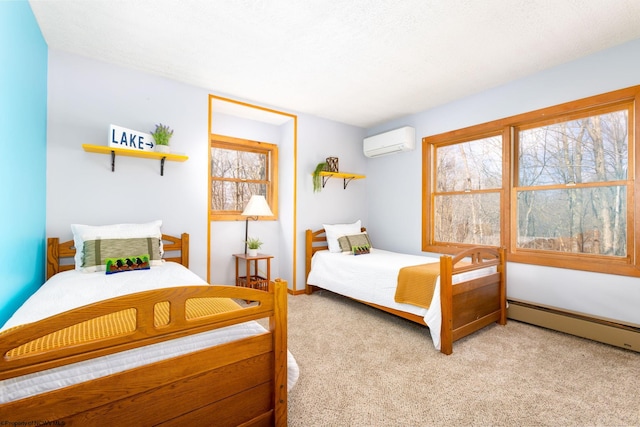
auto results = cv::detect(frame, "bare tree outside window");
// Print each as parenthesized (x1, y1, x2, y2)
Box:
(434, 135, 502, 246)
(210, 135, 277, 220)
(516, 108, 629, 256)
(425, 87, 638, 276)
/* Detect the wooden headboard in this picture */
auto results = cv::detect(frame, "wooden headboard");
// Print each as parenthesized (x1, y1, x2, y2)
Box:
(305, 227, 366, 284)
(46, 233, 190, 280)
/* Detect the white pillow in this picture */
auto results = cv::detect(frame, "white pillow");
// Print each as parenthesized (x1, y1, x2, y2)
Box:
(322, 220, 362, 253)
(71, 220, 163, 271)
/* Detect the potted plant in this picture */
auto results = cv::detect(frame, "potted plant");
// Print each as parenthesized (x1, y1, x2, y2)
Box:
(245, 237, 263, 257)
(151, 123, 173, 153)
(312, 162, 327, 193)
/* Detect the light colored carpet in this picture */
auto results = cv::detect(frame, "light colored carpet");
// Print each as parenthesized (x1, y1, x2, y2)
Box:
(286, 290, 640, 426)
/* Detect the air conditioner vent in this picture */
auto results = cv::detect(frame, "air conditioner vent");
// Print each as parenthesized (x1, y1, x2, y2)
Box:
(363, 126, 415, 158)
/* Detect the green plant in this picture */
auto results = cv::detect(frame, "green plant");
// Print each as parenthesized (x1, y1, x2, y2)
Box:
(245, 237, 263, 249)
(150, 123, 174, 146)
(312, 162, 327, 193)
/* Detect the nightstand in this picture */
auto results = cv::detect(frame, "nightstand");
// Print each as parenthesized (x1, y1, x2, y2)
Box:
(233, 253, 273, 291)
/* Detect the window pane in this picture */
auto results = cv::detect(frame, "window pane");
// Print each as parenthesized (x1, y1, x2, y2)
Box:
(211, 181, 267, 211)
(436, 136, 502, 192)
(517, 187, 626, 256)
(211, 147, 267, 180)
(518, 110, 628, 186)
(434, 193, 500, 245)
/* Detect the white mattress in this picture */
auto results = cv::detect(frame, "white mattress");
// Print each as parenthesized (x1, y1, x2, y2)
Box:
(0, 262, 299, 403)
(306, 249, 495, 350)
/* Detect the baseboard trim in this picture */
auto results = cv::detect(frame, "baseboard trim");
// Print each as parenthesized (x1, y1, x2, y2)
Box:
(507, 299, 640, 353)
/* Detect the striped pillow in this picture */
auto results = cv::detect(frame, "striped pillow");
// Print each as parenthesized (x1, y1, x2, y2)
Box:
(82, 238, 162, 272)
(71, 220, 163, 270)
(338, 232, 373, 253)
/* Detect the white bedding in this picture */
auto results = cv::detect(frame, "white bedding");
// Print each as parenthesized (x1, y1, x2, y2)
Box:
(306, 249, 495, 350)
(0, 262, 299, 403)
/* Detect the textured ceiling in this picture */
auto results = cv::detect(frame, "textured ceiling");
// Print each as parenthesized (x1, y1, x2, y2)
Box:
(29, 0, 640, 128)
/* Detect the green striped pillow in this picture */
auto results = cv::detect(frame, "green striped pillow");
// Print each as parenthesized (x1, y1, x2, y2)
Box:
(338, 232, 373, 253)
(82, 238, 161, 272)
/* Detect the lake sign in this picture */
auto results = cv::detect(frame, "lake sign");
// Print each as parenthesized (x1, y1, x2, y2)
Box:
(109, 124, 155, 152)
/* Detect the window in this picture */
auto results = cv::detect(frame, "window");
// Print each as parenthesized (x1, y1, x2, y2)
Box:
(515, 107, 629, 258)
(432, 134, 503, 246)
(210, 134, 278, 220)
(423, 86, 638, 276)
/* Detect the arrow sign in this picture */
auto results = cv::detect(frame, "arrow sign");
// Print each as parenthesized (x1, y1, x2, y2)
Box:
(109, 124, 155, 153)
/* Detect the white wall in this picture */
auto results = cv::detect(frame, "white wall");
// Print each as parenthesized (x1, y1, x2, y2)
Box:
(48, 36, 640, 326)
(209, 112, 289, 285)
(206, 106, 367, 291)
(295, 114, 368, 290)
(46, 49, 368, 295)
(47, 50, 210, 279)
(278, 119, 296, 289)
(365, 38, 640, 326)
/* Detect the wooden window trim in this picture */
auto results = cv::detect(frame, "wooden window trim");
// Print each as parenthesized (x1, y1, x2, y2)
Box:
(210, 134, 278, 221)
(423, 85, 640, 277)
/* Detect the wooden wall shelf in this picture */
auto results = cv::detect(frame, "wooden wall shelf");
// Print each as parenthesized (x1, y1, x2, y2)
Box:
(82, 144, 188, 176)
(316, 171, 365, 189)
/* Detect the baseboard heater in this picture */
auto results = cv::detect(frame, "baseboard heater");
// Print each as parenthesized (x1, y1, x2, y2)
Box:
(507, 299, 640, 353)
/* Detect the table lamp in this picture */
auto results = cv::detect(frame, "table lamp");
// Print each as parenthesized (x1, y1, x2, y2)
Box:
(241, 195, 273, 254)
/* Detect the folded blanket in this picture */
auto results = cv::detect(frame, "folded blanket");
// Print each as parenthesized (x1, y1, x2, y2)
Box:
(394, 262, 441, 309)
(4, 297, 242, 358)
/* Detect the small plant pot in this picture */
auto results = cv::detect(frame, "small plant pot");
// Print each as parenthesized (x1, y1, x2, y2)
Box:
(248, 248, 258, 257)
(155, 145, 170, 153)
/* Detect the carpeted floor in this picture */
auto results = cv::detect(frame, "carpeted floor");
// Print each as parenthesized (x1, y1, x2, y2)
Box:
(286, 290, 640, 426)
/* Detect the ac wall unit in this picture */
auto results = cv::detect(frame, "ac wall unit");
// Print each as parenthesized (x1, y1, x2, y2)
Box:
(363, 126, 416, 158)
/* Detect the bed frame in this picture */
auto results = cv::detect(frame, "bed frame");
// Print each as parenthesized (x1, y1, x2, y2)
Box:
(305, 228, 507, 355)
(1, 233, 288, 426)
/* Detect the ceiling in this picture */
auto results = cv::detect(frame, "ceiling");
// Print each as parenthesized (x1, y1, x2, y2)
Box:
(29, 0, 640, 128)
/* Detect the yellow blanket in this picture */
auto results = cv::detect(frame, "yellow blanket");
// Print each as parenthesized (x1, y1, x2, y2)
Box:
(394, 262, 441, 309)
(5, 297, 242, 358)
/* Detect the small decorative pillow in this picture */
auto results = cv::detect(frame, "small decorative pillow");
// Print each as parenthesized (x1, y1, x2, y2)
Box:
(338, 232, 373, 253)
(82, 237, 162, 272)
(352, 245, 371, 255)
(105, 255, 151, 274)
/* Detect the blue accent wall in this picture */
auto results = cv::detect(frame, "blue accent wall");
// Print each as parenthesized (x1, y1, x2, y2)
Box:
(0, 0, 47, 326)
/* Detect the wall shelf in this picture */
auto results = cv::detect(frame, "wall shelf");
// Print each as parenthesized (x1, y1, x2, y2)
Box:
(316, 171, 366, 189)
(82, 144, 188, 176)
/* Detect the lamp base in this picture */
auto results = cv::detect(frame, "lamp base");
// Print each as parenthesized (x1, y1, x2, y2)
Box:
(244, 218, 249, 254)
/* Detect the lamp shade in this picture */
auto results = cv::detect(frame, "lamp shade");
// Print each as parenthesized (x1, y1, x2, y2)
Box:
(242, 195, 273, 217)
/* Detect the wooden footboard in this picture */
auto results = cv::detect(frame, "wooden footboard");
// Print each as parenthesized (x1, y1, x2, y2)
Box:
(439, 246, 506, 355)
(0, 281, 288, 426)
(305, 228, 506, 355)
(2, 232, 288, 426)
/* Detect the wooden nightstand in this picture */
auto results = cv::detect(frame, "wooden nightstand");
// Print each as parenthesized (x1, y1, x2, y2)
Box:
(233, 253, 273, 291)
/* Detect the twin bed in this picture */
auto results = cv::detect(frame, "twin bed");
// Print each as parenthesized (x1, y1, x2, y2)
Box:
(305, 222, 507, 355)
(0, 223, 296, 426)
(1, 218, 506, 424)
